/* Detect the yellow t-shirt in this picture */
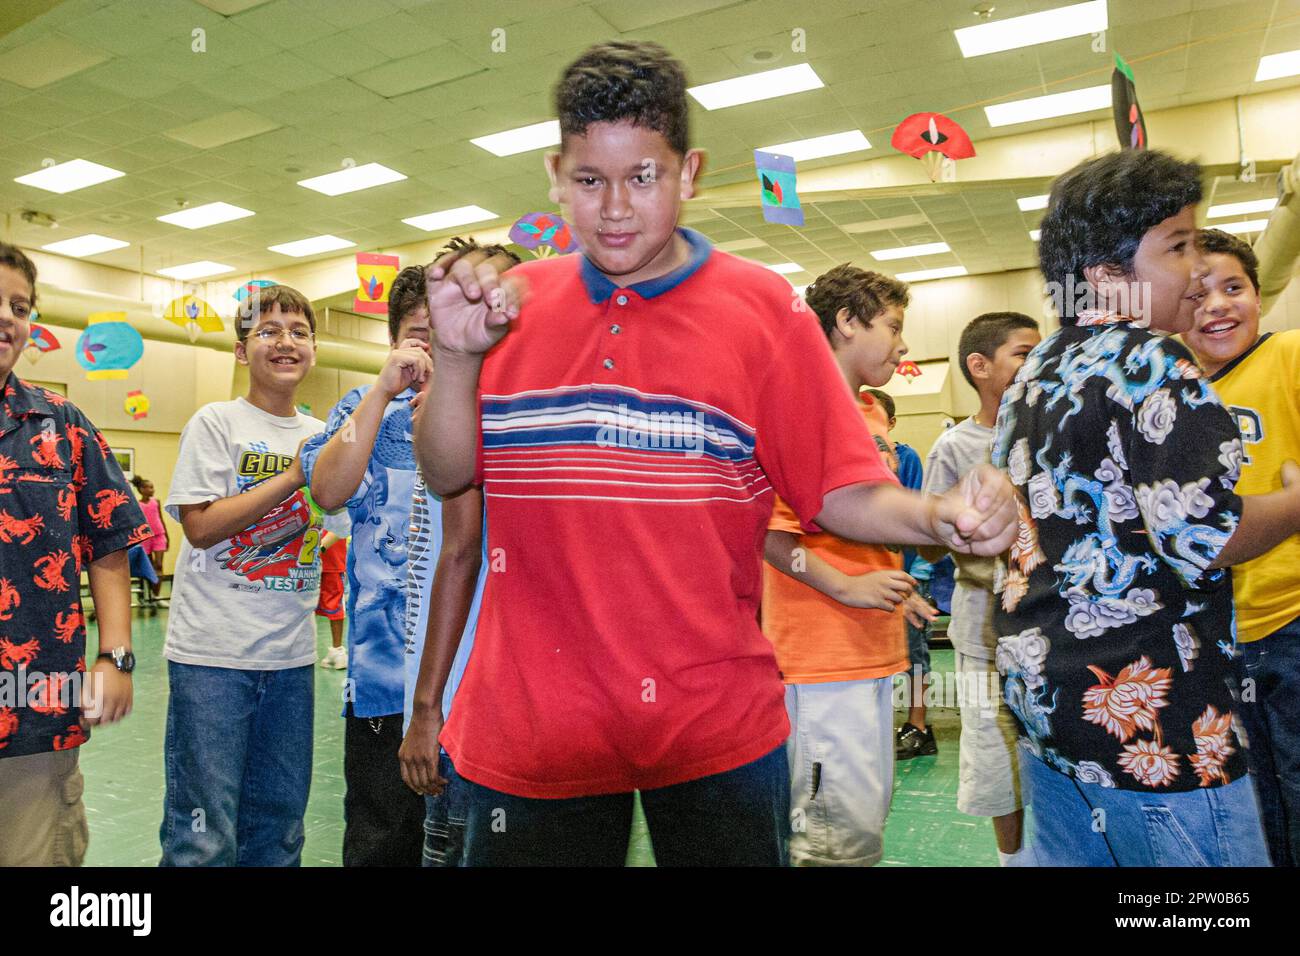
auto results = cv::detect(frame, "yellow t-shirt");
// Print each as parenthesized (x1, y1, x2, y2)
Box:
(1210, 329, 1300, 642)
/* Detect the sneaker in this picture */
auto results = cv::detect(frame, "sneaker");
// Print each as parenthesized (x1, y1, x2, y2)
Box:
(154, 598, 169, 608)
(320, 645, 348, 670)
(895, 722, 938, 760)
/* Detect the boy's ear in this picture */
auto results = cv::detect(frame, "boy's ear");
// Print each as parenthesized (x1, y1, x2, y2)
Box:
(679, 149, 705, 201)
(834, 306, 856, 340)
(1082, 262, 1130, 305)
(234, 340, 249, 367)
(544, 152, 564, 206)
(966, 351, 990, 382)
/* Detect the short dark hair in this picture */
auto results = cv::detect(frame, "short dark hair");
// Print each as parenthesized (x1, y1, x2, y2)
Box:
(864, 388, 895, 420)
(958, 312, 1040, 389)
(0, 243, 37, 305)
(131, 474, 150, 492)
(1038, 150, 1202, 324)
(1197, 227, 1260, 293)
(805, 264, 910, 342)
(556, 41, 690, 155)
(236, 284, 316, 343)
(388, 265, 426, 344)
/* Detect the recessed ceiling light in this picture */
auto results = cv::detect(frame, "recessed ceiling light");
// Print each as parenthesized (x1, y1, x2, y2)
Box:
(758, 130, 870, 162)
(985, 85, 1111, 127)
(268, 235, 355, 257)
(895, 266, 968, 282)
(41, 233, 129, 257)
(297, 163, 406, 196)
(1215, 219, 1270, 236)
(1029, 229, 1041, 241)
(955, 0, 1107, 58)
(1017, 194, 1050, 211)
(471, 120, 561, 157)
(687, 63, 823, 110)
(157, 260, 234, 280)
(871, 241, 950, 261)
(1207, 198, 1277, 218)
(15, 158, 125, 194)
(402, 205, 499, 232)
(766, 262, 804, 274)
(157, 201, 255, 230)
(1256, 49, 1300, 82)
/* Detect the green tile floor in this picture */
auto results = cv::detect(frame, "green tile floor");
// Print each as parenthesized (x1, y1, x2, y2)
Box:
(80, 608, 999, 867)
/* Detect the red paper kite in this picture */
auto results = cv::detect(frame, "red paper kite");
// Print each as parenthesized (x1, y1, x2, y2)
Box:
(895, 360, 922, 381)
(892, 112, 976, 182)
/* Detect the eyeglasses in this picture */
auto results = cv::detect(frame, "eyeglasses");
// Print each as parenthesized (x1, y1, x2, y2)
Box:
(251, 327, 314, 343)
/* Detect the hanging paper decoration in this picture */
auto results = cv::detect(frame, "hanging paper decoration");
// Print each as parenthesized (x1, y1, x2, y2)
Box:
(164, 294, 224, 342)
(74, 312, 144, 381)
(124, 389, 150, 420)
(895, 360, 922, 381)
(234, 279, 277, 302)
(754, 151, 804, 226)
(1111, 53, 1147, 150)
(355, 253, 399, 315)
(23, 323, 61, 364)
(509, 212, 579, 257)
(891, 113, 976, 182)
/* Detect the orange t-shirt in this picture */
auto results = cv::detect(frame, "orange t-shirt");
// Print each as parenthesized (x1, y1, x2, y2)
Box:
(761, 396, 908, 684)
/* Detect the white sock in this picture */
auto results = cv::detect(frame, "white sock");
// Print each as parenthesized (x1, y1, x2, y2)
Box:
(998, 846, 1033, 867)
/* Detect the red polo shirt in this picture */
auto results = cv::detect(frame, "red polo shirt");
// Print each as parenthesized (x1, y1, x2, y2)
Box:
(439, 229, 893, 797)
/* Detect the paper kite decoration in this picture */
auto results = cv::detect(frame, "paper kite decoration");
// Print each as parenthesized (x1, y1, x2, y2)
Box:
(355, 253, 399, 315)
(75, 312, 144, 381)
(164, 295, 223, 342)
(124, 389, 150, 421)
(895, 360, 922, 381)
(234, 279, 277, 302)
(23, 323, 61, 364)
(892, 113, 976, 182)
(509, 212, 578, 257)
(1112, 53, 1147, 151)
(754, 151, 804, 226)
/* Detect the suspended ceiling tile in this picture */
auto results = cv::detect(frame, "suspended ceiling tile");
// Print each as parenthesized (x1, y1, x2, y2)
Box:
(0, 33, 110, 89)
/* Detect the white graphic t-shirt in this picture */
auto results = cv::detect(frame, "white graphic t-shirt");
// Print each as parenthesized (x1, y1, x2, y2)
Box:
(164, 397, 348, 670)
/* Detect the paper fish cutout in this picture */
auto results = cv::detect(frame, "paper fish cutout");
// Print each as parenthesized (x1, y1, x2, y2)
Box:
(75, 312, 144, 381)
(754, 151, 803, 226)
(355, 253, 399, 315)
(1112, 53, 1147, 150)
(124, 389, 150, 420)
(164, 295, 224, 342)
(892, 113, 976, 182)
(234, 279, 277, 302)
(24, 323, 61, 364)
(509, 212, 578, 257)
(895, 360, 922, 381)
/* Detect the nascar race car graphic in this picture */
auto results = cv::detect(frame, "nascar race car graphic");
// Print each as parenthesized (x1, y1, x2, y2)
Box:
(217, 488, 323, 583)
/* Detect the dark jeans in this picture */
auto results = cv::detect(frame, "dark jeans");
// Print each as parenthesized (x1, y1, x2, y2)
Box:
(1237, 617, 1300, 867)
(343, 707, 425, 867)
(422, 752, 467, 867)
(460, 745, 790, 866)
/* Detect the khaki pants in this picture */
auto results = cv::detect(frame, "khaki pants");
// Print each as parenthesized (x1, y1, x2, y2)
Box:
(0, 748, 89, 866)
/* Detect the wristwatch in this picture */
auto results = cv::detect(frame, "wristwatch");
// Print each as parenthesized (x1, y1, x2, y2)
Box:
(98, 647, 136, 674)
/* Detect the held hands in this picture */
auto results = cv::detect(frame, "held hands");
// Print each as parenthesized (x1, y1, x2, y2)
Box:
(81, 659, 132, 729)
(377, 338, 434, 401)
(929, 464, 1018, 556)
(839, 569, 918, 611)
(398, 709, 448, 797)
(425, 243, 527, 357)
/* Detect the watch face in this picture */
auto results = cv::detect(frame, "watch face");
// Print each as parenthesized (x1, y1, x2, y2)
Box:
(118, 650, 136, 673)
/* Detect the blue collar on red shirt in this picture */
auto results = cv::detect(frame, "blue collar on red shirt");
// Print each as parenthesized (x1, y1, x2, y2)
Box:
(579, 227, 712, 304)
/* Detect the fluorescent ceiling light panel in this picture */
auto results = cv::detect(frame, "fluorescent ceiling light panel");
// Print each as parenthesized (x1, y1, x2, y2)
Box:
(402, 205, 498, 231)
(268, 235, 355, 257)
(157, 201, 255, 230)
(1017, 194, 1050, 211)
(871, 241, 950, 261)
(15, 158, 125, 194)
(1256, 49, 1300, 82)
(471, 120, 560, 157)
(41, 234, 129, 257)
(157, 260, 234, 280)
(1207, 198, 1277, 218)
(758, 130, 871, 161)
(1215, 219, 1270, 235)
(1029, 229, 1041, 241)
(687, 63, 823, 110)
(895, 266, 968, 282)
(985, 85, 1110, 127)
(955, 0, 1107, 58)
(766, 263, 804, 274)
(297, 163, 406, 196)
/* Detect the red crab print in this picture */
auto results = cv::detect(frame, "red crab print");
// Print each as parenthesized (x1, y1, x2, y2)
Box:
(53, 606, 84, 644)
(52, 723, 87, 750)
(87, 489, 128, 530)
(0, 578, 19, 620)
(34, 550, 73, 592)
(0, 509, 44, 545)
(0, 637, 40, 670)
(0, 706, 17, 750)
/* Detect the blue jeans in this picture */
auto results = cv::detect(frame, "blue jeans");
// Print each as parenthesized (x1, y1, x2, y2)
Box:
(1237, 618, 1300, 866)
(160, 661, 314, 867)
(460, 746, 790, 866)
(422, 752, 467, 867)
(1020, 746, 1270, 866)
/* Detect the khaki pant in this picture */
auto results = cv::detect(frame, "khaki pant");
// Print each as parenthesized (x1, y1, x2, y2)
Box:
(0, 748, 89, 866)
